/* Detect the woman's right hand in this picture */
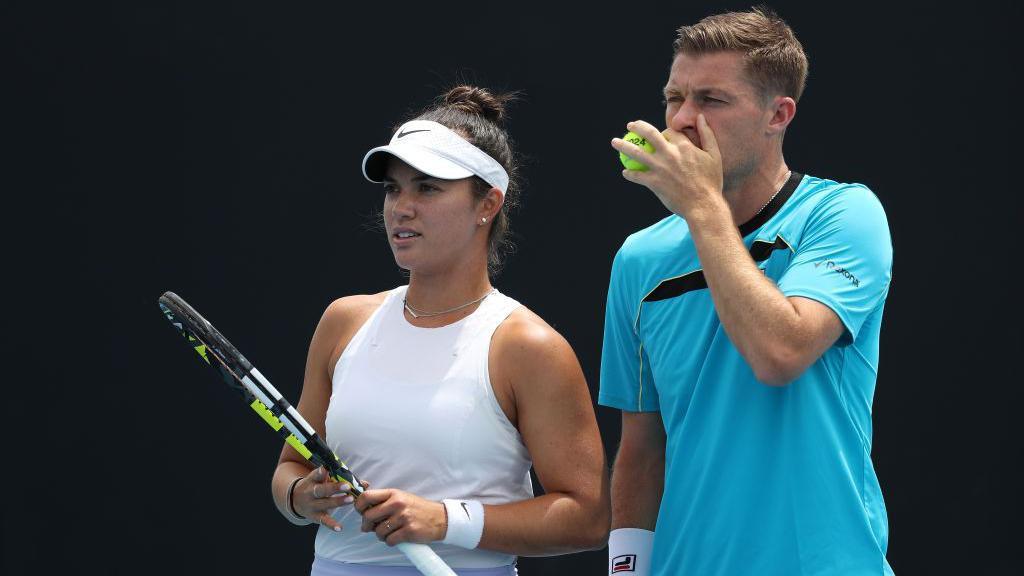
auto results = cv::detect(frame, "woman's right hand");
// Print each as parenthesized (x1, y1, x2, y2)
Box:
(292, 466, 355, 531)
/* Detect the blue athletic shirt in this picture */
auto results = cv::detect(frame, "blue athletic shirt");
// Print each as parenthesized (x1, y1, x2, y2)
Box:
(600, 173, 895, 576)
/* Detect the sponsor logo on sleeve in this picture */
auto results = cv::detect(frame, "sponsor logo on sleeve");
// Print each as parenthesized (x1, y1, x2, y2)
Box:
(814, 259, 861, 287)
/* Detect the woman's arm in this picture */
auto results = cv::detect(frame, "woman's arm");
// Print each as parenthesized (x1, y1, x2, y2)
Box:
(271, 294, 384, 530)
(481, 310, 611, 555)
(356, 308, 611, 555)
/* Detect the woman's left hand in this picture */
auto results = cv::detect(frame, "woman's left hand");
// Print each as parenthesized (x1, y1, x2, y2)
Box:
(355, 488, 448, 546)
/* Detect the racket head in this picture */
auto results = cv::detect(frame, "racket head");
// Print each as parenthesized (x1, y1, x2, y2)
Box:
(158, 291, 363, 494)
(158, 291, 452, 575)
(159, 291, 255, 372)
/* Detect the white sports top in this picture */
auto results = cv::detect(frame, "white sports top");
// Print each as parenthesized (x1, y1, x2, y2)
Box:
(314, 286, 534, 568)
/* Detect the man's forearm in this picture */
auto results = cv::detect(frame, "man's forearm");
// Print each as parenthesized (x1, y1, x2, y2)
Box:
(686, 200, 811, 384)
(610, 448, 664, 530)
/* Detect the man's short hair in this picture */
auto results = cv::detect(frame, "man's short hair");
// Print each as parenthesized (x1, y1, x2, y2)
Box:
(673, 6, 809, 102)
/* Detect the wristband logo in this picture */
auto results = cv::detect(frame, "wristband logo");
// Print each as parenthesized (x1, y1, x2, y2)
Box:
(611, 554, 637, 573)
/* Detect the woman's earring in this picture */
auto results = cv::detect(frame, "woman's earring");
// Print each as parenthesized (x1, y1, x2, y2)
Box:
(480, 217, 487, 225)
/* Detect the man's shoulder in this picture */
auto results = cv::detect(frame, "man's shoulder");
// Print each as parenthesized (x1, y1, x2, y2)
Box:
(617, 214, 691, 262)
(784, 174, 892, 264)
(608, 215, 700, 307)
(775, 174, 889, 241)
(795, 174, 884, 214)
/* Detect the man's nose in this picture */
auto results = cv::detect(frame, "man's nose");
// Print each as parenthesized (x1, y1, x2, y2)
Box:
(668, 100, 698, 133)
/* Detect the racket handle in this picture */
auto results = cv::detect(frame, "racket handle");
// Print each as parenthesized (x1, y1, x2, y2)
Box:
(396, 542, 456, 576)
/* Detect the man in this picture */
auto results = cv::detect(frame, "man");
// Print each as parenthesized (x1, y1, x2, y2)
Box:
(602, 8, 894, 575)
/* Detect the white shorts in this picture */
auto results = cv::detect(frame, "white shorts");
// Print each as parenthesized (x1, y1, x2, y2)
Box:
(310, 555, 517, 576)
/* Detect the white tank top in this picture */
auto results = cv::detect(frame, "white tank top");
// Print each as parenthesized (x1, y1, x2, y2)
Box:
(315, 286, 534, 568)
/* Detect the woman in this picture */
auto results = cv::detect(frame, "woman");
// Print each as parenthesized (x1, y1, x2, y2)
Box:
(270, 86, 609, 575)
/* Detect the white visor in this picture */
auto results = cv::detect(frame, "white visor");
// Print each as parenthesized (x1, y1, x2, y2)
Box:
(362, 120, 509, 194)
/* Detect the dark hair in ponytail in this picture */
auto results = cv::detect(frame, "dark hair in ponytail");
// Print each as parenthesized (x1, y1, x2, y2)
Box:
(400, 85, 522, 276)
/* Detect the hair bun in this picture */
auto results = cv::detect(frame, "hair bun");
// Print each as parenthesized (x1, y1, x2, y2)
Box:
(442, 86, 513, 124)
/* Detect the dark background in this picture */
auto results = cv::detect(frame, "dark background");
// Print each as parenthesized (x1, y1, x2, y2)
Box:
(6, 0, 1021, 574)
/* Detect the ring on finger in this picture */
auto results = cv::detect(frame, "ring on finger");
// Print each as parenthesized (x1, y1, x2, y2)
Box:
(384, 520, 393, 531)
(313, 484, 320, 499)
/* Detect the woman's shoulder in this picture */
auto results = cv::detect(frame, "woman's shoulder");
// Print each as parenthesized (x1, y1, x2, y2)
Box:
(317, 290, 392, 338)
(490, 304, 587, 404)
(316, 290, 394, 377)
(324, 291, 391, 318)
(493, 305, 576, 365)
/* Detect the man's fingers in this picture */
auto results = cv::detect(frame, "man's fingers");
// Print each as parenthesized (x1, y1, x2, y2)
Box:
(611, 138, 654, 165)
(626, 120, 665, 146)
(696, 114, 721, 159)
(621, 169, 652, 186)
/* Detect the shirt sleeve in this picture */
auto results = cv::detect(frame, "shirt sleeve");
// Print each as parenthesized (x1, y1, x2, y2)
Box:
(777, 184, 893, 344)
(599, 246, 660, 412)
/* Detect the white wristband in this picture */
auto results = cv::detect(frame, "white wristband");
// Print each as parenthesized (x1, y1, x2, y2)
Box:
(441, 499, 484, 549)
(608, 528, 654, 575)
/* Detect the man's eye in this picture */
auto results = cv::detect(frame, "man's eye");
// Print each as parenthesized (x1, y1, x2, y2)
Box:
(383, 185, 398, 195)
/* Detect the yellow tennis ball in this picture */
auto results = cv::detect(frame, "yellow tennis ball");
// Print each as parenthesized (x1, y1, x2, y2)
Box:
(619, 131, 655, 171)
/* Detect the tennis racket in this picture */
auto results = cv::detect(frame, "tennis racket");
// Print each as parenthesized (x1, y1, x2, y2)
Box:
(158, 291, 456, 576)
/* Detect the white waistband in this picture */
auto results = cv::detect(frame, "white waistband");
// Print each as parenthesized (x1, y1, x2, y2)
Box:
(311, 555, 517, 576)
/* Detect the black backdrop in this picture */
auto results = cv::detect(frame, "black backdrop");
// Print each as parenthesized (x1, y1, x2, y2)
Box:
(7, 1, 1022, 574)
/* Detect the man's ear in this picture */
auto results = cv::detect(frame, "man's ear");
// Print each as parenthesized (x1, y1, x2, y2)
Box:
(766, 96, 796, 136)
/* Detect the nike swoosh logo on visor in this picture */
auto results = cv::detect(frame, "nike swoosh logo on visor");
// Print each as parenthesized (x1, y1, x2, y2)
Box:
(396, 128, 430, 138)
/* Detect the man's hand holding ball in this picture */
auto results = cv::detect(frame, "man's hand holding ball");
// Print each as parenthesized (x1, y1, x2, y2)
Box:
(612, 116, 724, 220)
